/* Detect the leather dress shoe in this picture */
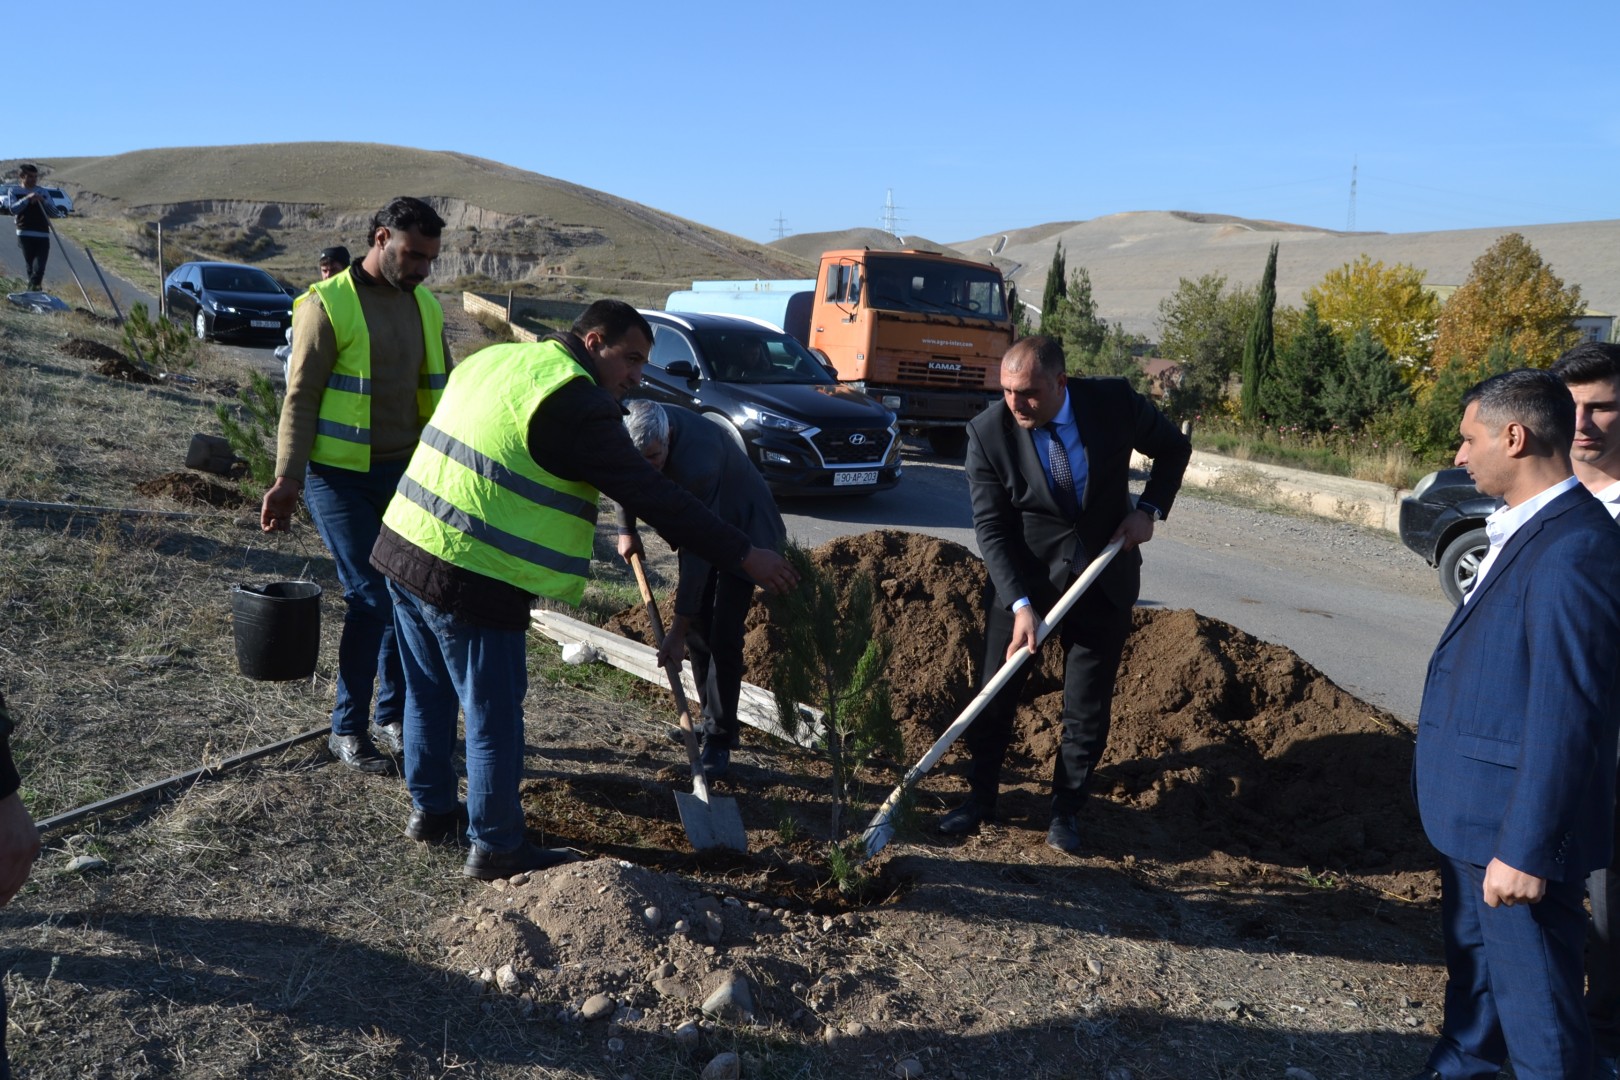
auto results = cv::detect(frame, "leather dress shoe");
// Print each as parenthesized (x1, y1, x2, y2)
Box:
(464, 840, 581, 880)
(1046, 813, 1082, 855)
(938, 800, 993, 836)
(327, 732, 394, 775)
(405, 802, 468, 845)
(699, 738, 732, 782)
(371, 721, 404, 756)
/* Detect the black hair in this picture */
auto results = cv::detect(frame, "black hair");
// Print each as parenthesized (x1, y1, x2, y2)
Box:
(572, 300, 653, 348)
(1462, 368, 1575, 451)
(1549, 341, 1620, 388)
(1004, 335, 1066, 378)
(369, 197, 445, 244)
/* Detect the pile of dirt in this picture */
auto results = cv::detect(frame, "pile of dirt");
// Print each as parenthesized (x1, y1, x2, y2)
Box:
(98, 357, 156, 383)
(612, 529, 1425, 885)
(61, 336, 124, 363)
(134, 471, 246, 508)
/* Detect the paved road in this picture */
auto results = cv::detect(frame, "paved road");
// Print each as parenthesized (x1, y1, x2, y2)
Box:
(777, 443, 1452, 725)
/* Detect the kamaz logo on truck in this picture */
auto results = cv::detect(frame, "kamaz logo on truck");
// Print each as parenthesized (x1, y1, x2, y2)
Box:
(921, 338, 974, 348)
(928, 361, 962, 373)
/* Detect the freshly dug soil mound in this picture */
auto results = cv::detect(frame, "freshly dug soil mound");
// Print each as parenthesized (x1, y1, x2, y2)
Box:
(97, 357, 156, 383)
(610, 529, 1423, 876)
(62, 336, 125, 363)
(134, 471, 246, 508)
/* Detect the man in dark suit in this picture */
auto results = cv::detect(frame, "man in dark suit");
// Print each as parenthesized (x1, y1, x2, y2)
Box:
(618, 401, 788, 780)
(940, 335, 1191, 854)
(1410, 369, 1620, 1080)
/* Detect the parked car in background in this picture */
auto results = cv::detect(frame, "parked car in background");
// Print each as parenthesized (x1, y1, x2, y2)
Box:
(1398, 467, 1497, 605)
(163, 261, 294, 344)
(41, 187, 72, 215)
(635, 310, 901, 496)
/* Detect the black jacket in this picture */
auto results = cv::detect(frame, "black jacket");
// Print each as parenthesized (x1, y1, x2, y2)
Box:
(966, 377, 1191, 613)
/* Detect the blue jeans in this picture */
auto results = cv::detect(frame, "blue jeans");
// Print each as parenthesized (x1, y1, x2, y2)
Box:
(303, 460, 408, 738)
(387, 581, 529, 854)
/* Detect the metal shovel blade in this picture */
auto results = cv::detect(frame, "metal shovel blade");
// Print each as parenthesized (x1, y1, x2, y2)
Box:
(674, 787, 748, 853)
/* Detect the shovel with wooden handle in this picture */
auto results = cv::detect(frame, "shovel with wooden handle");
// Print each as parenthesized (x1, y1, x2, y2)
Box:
(858, 538, 1125, 863)
(628, 551, 748, 853)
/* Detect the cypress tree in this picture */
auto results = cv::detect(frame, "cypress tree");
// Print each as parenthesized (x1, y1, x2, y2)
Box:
(1240, 243, 1278, 423)
(1039, 241, 1067, 333)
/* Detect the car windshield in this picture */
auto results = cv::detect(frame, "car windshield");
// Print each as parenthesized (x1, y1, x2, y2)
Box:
(201, 267, 284, 294)
(862, 254, 1007, 320)
(693, 329, 836, 385)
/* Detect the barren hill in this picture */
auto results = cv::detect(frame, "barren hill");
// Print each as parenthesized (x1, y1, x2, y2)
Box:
(17, 143, 814, 304)
(768, 228, 967, 261)
(955, 210, 1620, 338)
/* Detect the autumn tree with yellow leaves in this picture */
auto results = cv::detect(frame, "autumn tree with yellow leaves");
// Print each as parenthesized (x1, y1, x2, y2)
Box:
(1304, 255, 1439, 382)
(1431, 233, 1585, 375)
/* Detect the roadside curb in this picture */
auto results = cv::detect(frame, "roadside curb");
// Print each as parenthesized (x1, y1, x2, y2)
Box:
(1134, 449, 1411, 535)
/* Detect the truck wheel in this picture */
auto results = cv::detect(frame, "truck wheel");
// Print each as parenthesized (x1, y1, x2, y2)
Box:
(1437, 527, 1488, 606)
(928, 429, 968, 458)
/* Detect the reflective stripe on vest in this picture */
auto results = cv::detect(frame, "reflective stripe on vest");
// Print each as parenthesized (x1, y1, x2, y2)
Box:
(381, 340, 600, 603)
(306, 268, 446, 471)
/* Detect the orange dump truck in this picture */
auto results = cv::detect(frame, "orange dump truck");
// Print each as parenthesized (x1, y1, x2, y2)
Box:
(665, 248, 1015, 455)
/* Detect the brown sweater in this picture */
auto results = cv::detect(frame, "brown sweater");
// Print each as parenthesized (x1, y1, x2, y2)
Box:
(274, 262, 451, 478)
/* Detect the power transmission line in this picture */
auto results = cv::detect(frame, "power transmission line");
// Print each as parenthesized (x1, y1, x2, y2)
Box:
(772, 212, 791, 239)
(881, 189, 904, 240)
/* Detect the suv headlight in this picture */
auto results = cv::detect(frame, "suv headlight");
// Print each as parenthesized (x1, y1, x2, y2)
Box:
(739, 405, 809, 433)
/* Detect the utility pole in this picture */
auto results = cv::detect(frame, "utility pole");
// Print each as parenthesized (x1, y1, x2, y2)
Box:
(881, 189, 904, 241)
(1346, 157, 1358, 233)
(773, 213, 790, 239)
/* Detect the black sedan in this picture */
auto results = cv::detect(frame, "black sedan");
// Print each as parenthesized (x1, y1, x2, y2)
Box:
(1398, 466, 1498, 605)
(163, 261, 294, 344)
(636, 310, 901, 496)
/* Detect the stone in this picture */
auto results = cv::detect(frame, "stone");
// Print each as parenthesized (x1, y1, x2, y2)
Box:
(494, 964, 521, 993)
(700, 1052, 741, 1080)
(822, 1025, 841, 1047)
(607, 1037, 625, 1053)
(1086, 957, 1102, 976)
(65, 855, 108, 874)
(649, 962, 676, 980)
(673, 1020, 701, 1047)
(652, 977, 689, 1000)
(673, 919, 690, 934)
(703, 911, 724, 944)
(1212, 998, 1242, 1014)
(701, 972, 754, 1021)
(844, 1021, 868, 1037)
(643, 905, 662, 929)
(894, 1058, 924, 1078)
(581, 993, 616, 1021)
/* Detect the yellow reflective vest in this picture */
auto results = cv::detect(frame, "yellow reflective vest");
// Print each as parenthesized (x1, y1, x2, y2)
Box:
(307, 269, 447, 471)
(381, 340, 600, 603)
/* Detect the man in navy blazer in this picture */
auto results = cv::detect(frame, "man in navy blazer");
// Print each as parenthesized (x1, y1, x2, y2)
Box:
(1412, 369, 1620, 1080)
(940, 335, 1191, 855)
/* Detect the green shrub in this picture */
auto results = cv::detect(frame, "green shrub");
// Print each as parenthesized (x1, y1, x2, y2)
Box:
(214, 371, 281, 489)
(121, 302, 194, 372)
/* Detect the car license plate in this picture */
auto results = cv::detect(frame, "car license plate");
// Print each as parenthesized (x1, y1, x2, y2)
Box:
(250, 319, 280, 328)
(834, 470, 878, 487)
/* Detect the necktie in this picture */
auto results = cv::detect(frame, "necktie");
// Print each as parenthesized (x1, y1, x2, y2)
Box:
(1046, 423, 1080, 519)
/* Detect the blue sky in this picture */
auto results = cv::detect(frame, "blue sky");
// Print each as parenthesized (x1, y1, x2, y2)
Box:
(25, 1, 1616, 244)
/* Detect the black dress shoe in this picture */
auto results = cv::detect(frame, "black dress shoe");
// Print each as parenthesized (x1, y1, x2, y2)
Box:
(1046, 814, 1082, 855)
(405, 802, 468, 844)
(327, 733, 394, 775)
(371, 721, 404, 756)
(464, 840, 581, 880)
(938, 800, 993, 836)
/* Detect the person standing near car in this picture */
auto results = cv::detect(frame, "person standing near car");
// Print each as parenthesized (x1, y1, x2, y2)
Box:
(369, 300, 798, 879)
(1409, 369, 1620, 1080)
(317, 246, 351, 282)
(260, 197, 450, 776)
(617, 400, 787, 781)
(1549, 341, 1620, 1079)
(4, 165, 53, 292)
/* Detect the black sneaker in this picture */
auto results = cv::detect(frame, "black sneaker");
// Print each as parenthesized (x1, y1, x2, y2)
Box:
(463, 840, 580, 880)
(405, 802, 468, 845)
(327, 733, 394, 775)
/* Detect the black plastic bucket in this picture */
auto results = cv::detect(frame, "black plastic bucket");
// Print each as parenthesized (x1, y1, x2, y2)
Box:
(230, 581, 322, 681)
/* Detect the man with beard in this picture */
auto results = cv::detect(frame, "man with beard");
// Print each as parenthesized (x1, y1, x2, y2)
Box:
(261, 197, 451, 776)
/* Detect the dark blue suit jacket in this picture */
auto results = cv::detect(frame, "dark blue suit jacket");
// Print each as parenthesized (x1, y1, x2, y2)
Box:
(1415, 483, 1620, 882)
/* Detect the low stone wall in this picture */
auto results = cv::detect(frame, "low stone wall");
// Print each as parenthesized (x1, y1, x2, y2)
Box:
(1133, 449, 1410, 534)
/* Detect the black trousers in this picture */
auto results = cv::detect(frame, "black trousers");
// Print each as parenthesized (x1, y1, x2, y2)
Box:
(964, 583, 1133, 817)
(684, 569, 756, 747)
(17, 235, 48, 292)
(1588, 801, 1620, 1057)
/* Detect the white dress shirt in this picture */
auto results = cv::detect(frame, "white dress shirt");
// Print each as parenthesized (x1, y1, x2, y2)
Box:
(1465, 476, 1581, 603)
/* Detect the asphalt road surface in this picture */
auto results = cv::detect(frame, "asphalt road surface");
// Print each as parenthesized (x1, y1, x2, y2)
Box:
(777, 443, 1453, 726)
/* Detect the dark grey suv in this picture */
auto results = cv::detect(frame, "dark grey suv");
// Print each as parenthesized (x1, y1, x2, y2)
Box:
(1398, 467, 1498, 605)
